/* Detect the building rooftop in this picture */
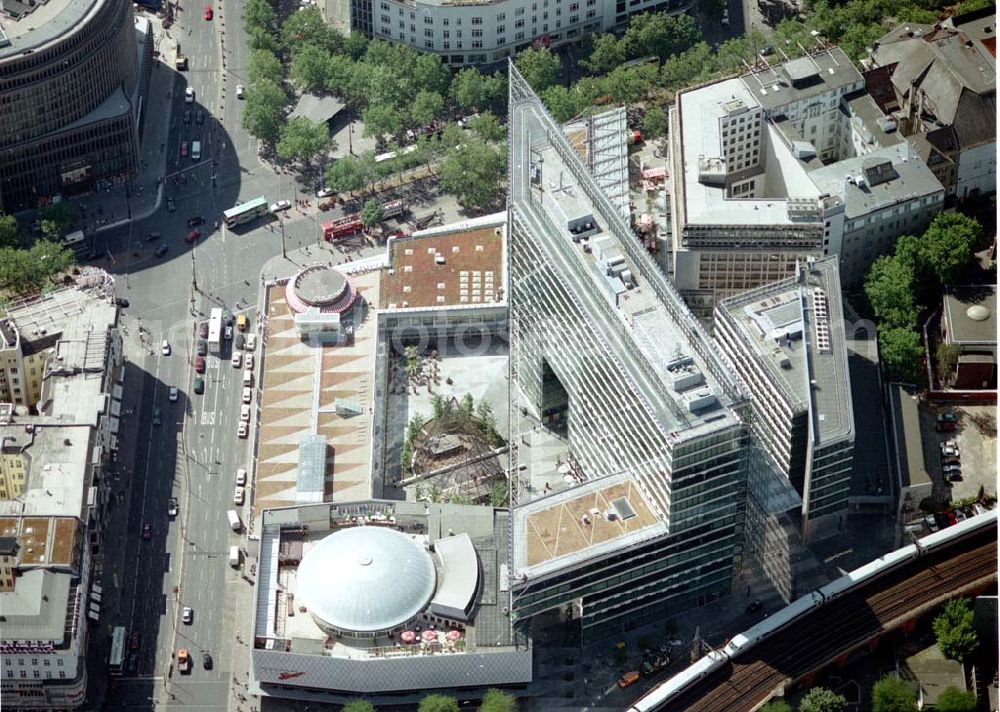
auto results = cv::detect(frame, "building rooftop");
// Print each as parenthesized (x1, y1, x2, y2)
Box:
(0, 516, 80, 568)
(253, 501, 523, 669)
(889, 383, 932, 491)
(716, 256, 853, 446)
(563, 107, 632, 222)
(511, 82, 743, 436)
(288, 94, 345, 124)
(740, 47, 863, 111)
(943, 284, 996, 346)
(809, 142, 944, 219)
(0, 0, 97, 59)
(380, 214, 506, 310)
(0, 568, 76, 642)
(511, 473, 666, 578)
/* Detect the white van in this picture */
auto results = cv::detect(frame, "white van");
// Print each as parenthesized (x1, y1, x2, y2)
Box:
(229, 545, 240, 567)
(242, 369, 253, 387)
(91, 582, 102, 595)
(191, 141, 202, 160)
(90, 590, 101, 604)
(227, 509, 242, 532)
(185, 87, 195, 104)
(60, 230, 85, 248)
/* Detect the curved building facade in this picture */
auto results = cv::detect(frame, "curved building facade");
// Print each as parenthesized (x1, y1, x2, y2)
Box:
(0, 0, 149, 212)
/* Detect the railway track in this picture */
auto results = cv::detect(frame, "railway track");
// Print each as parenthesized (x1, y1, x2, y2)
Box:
(673, 534, 997, 712)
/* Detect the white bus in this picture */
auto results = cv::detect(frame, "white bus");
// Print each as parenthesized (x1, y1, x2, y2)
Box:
(109, 626, 126, 677)
(208, 308, 223, 356)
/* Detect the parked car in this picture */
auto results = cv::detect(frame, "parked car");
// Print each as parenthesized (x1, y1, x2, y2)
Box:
(180, 141, 189, 157)
(168, 387, 179, 402)
(269, 200, 291, 214)
(244, 354, 254, 370)
(942, 464, 963, 474)
(195, 356, 206, 373)
(185, 87, 195, 103)
(182, 607, 193, 624)
(234, 486, 245, 505)
(148, 231, 162, 241)
(236, 84, 245, 99)
(155, 244, 169, 257)
(936, 421, 956, 433)
(317, 187, 336, 198)
(947, 471, 963, 482)
(195, 109, 204, 125)
(187, 216, 204, 228)
(234, 333, 245, 350)
(937, 412, 957, 423)
(193, 377, 205, 394)
(152, 408, 161, 426)
(224, 325, 233, 340)
(182, 110, 191, 125)
(231, 352, 242, 368)
(161, 340, 171, 356)
(167, 497, 178, 517)
(246, 332, 256, 349)
(236, 468, 247, 486)
(618, 671, 640, 689)
(202, 652, 213, 670)
(242, 387, 252, 404)
(142, 522, 152, 539)
(203, 4, 212, 20)
(196, 340, 207, 356)
(185, 229, 200, 243)
(198, 322, 209, 338)
(924, 514, 939, 532)
(941, 446, 960, 458)
(240, 404, 250, 422)
(237, 421, 248, 438)
(238, 314, 249, 332)
(129, 632, 141, 650)
(167, 197, 176, 212)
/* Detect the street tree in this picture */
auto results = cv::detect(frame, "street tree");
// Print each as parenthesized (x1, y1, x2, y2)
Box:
(249, 50, 284, 85)
(935, 686, 977, 712)
(410, 90, 445, 128)
(290, 44, 333, 92)
(514, 47, 561, 92)
(276, 117, 330, 164)
(540, 85, 588, 123)
(799, 687, 847, 712)
(872, 675, 917, 712)
(244, 0, 277, 33)
(343, 31, 370, 59)
(581, 34, 626, 74)
(325, 54, 359, 98)
(878, 326, 924, 383)
(281, 6, 343, 53)
(643, 106, 669, 140)
(759, 703, 792, 712)
(933, 598, 979, 663)
(478, 688, 518, 712)
(0, 214, 20, 249)
(450, 69, 508, 114)
(38, 203, 78, 240)
(917, 213, 981, 287)
(418, 694, 460, 712)
(360, 198, 383, 228)
(242, 80, 286, 143)
(702, 0, 727, 20)
(246, 25, 281, 52)
(362, 104, 404, 141)
(660, 42, 717, 92)
(438, 140, 505, 210)
(341, 701, 376, 712)
(936, 342, 961, 385)
(605, 64, 656, 103)
(324, 156, 368, 195)
(864, 255, 917, 330)
(411, 52, 452, 96)
(622, 11, 701, 62)
(468, 112, 505, 143)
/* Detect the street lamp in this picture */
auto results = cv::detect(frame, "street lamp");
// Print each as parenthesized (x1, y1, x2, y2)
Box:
(278, 215, 287, 259)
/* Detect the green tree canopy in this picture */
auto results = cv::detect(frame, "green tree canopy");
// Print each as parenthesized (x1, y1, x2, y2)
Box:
(244, 0, 277, 32)
(581, 34, 627, 74)
(916, 213, 981, 286)
(935, 686, 977, 712)
(468, 112, 505, 143)
(878, 326, 924, 383)
(0, 240, 75, 294)
(418, 694, 460, 712)
(325, 156, 368, 195)
(539, 85, 588, 123)
(360, 198, 383, 228)
(242, 80, 286, 143)
(281, 6, 343, 52)
(478, 688, 518, 712)
(514, 47, 561, 92)
(450, 70, 507, 113)
(622, 11, 701, 62)
(759, 702, 793, 712)
(438, 140, 505, 210)
(872, 675, 917, 712)
(799, 687, 847, 712)
(38, 203, 79, 241)
(341, 700, 376, 712)
(343, 31, 370, 59)
(0, 215, 20, 249)
(933, 598, 979, 663)
(864, 255, 917, 331)
(410, 91, 445, 127)
(290, 44, 333, 92)
(362, 104, 405, 140)
(276, 117, 330, 163)
(249, 49, 284, 85)
(643, 106, 669, 139)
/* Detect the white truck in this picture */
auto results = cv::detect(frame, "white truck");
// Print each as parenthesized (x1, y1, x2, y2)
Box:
(229, 545, 240, 567)
(226, 509, 242, 532)
(60, 230, 85, 248)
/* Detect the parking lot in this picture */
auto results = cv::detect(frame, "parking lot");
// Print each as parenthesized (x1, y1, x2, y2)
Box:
(923, 402, 997, 507)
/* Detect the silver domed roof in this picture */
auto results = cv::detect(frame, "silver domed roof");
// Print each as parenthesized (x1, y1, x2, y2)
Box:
(297, 527, 436, 634)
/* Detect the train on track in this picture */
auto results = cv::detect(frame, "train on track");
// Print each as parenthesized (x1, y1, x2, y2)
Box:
(626, 508, 998, 712)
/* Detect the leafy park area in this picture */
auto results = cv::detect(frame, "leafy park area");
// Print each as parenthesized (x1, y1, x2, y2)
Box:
(0, 211, 77, 298)
(863, 213, 986, 383)
(343, 687, 518, 712)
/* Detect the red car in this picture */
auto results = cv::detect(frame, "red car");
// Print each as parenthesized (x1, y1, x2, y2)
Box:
(129, 632, 141, 650)
(194, 356, 206, 373)
(203, 4, 212, 19)
(142, 522, 152, 539)
(185, 228, 200, 243)
(180, 141, 188, 157)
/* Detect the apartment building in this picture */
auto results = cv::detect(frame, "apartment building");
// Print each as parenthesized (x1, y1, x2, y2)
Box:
(669, 48, 944, 315)
(508, 63, 751, 642)
(0, 277, 123, 709)
(864, 8, 996, 201)
(354, 0, 690, 67)
(714, 256, 854, 538)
